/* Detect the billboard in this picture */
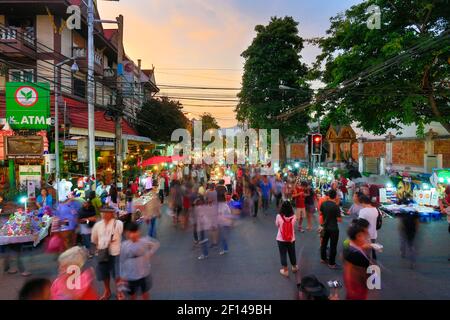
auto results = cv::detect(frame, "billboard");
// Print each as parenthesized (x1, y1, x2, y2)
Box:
(6, 136, 43, 159)
(6, 82, 51, 130)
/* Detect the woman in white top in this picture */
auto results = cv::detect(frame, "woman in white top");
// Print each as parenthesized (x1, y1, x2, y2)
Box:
(357, 194, 379, 260)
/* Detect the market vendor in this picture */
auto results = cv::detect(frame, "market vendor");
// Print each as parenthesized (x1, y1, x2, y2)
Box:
(36, 188, 53, 209)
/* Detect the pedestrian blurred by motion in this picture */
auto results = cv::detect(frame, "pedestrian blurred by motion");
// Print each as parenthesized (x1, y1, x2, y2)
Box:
(119, 222, 160, 300)
(78, 199, 97, 258)
(276, 201, 298, 277)
(51, 246, 98, 300)
(358, 194, 381, 260)
(169, 180, 183, 226)
(343, 219, 372, 300)
(339, 174, 348, 204)
(319, 189, 342, 269)
(144, 173, 153, 193)
(158, 174, 165, 204)
(18, 278, 51, 300)
(304, 182, 317, 231)
(217, 197, 234, 255)
(205, 183, 219, 247)
(91, 206, 124, 300)
(195, 197, 212, 260)
(144, 184, 161, 238)
(229, 193, 242, 216)
(348, 192, 364, 220)
(54, 196, 81, 250)
(399, 211, 419, 269)
(250, 182, 259, 217)
(259, 176, 272, 213)
(181, 180, 194, 229)
(87, 190, 102, 217)
(274, 176, 284, 211)
(224, 172, 232, 194)
(293, 180, 307, 232)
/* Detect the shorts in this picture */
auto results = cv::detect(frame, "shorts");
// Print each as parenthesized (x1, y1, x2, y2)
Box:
(128, 275, 153, 295)
(96, 255, 119, 281)
(306, 204, 316, 214)
(295, 207, 306, 219)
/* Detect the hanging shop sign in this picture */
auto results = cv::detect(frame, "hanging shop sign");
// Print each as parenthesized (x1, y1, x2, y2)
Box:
(6, 136, 43, 159)
(77, 138, 88, 162)
(19, 165, 42, 193)
(5, 82, 51, 130)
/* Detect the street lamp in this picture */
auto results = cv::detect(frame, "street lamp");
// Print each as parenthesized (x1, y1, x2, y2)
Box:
(54, 57, 79, 203)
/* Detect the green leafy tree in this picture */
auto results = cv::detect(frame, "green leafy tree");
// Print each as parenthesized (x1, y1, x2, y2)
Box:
(199, 113, 220, 132)
(236, 16, 313, 163)
(314, 0, 450, 135)
(136, 97, 189, 144)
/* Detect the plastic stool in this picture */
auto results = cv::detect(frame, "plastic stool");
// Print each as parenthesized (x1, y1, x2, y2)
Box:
(431, 211, 442, 221)
(419, 212, 431, 223)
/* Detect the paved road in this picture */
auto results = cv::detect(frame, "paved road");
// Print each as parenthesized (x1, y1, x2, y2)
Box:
(1, 202, 449, 300)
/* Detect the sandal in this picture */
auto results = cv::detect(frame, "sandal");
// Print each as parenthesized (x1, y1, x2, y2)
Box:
(279, 269, 289, 277)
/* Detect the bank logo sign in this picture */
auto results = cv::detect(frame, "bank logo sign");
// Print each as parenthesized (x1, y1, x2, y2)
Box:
(6, 82, 51, 129)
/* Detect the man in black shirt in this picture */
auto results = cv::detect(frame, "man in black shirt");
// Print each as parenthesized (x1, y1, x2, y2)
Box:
(319, 189, 342, 269)
(216, 179, 228, 203)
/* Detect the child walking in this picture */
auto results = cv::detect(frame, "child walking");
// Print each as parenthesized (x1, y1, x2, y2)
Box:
(276, 201, 298, 277)
(119, 222, 160, 300)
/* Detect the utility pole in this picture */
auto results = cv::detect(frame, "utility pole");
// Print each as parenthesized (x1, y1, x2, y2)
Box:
(87, 0, 96, 179)
(115, 14, 124, 188)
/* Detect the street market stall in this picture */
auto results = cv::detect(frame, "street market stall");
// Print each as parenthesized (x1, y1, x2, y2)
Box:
(0, 210, 52, 246)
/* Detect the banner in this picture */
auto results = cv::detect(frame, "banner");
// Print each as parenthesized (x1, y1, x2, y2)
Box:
(6, 82, 51, 130)
(6, 136, 43, 159)
(19, 165, 41, 193)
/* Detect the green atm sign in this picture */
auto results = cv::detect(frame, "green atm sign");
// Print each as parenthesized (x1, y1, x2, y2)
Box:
(6, 82, 51, 129)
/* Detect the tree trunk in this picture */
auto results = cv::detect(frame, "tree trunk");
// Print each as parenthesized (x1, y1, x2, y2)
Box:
(422, 59, 450, 133)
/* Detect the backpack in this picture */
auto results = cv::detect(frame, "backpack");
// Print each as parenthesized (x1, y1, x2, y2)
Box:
(376, 208, 383, 230)
(280, 215, 294, 242)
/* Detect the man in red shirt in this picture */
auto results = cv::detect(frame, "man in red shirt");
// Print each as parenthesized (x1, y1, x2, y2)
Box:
(339, 175, 348, 203)
(292, 180, 307, 232)
(131, 179, 139, 195)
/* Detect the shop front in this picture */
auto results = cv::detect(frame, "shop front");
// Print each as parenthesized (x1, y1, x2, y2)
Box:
(0, 82, 51, 210)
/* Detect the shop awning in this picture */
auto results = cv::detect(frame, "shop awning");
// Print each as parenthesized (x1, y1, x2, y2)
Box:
(123, 134, 153, 143)
(69, 110, 137, 135)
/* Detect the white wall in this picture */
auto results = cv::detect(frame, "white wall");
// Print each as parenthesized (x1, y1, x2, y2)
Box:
(36, 15, 54, 52)
(61, 23, 72, 57)
(37, 60, 54, 90)
(95, 81, 103, 105)
(61, 64, 72, 95)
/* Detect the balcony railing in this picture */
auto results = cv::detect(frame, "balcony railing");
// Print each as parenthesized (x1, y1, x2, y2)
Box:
(0, 28, 17, 40)
(72, 47, 103, 66)
(0, 27, 35, 46)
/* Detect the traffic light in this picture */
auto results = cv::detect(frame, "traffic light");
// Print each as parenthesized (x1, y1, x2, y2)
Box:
(311, 133, 322, 155)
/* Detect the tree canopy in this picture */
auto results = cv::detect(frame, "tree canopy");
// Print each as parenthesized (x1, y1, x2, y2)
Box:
(136, 97, 189, 144)
(199, 113, 220, 132)
(236, 16, 313, 158)
(313, 0, 450, 135)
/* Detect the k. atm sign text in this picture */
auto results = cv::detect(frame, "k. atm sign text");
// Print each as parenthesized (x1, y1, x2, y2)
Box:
(6, 82, 51, 130)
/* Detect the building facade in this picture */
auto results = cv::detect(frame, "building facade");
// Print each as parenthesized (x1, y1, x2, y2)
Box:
(0, 0, 158, 188)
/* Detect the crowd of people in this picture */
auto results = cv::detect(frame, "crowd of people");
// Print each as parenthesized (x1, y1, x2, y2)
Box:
(5, 163, 450, 300)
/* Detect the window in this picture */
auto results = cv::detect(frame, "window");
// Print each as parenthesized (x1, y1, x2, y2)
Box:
(73, 77, 86, 98)
(9, 69, 34, 82)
